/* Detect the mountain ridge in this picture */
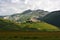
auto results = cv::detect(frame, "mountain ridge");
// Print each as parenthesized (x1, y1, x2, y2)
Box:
(42, 10, 60, 27)
(2, 9, 49, 22)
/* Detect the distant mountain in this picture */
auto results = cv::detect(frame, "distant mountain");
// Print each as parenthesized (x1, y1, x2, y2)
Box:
(0, 10, 60, 31)
(2, 9, 49, 22)
(21, 9, 32, 14)
(42, 10, 60, 27)
(0, 16, 4, 18)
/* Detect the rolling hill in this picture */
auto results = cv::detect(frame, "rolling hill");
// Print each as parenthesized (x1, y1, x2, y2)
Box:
(42, 10, 60, 27)
(0, 18, 22, 31)
(20, 22, 59, 31)
(0, 18, 59, 31)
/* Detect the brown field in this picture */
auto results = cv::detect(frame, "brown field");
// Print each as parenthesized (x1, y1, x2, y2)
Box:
(0, 31, 60, 40)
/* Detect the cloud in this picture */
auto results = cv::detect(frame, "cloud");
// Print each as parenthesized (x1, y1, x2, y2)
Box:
(0, 0, 60, 15)
(26, 0, 60, 11)
(11, 0, 20, 3)
(0, 0, 26, 15)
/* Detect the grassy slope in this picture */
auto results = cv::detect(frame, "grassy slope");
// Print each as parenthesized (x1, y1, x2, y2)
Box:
(0, 18, 59, 31)
(0, 18, 21, 30)
(20, 22, 59, 31)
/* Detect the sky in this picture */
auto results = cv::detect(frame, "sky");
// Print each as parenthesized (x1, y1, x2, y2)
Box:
(0, 0, 60, 16)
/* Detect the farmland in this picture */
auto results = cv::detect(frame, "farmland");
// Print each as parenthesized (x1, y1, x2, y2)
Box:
(0, 31, 60, 40)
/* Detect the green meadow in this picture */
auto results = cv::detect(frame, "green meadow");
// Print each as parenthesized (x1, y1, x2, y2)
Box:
(0, 31, 60, 40)
(0, 19, 60, 40)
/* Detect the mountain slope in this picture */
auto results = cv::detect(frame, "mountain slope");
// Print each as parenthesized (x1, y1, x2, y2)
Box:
(0, 18, 21, 30)
(42, 10, 60, 27)
(0, 18, 59, 31)
(20, 22, 59, 31)
(3, 9, 49, 22)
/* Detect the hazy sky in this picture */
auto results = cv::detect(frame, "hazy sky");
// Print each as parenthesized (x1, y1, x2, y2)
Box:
(0, 0, 60, 15)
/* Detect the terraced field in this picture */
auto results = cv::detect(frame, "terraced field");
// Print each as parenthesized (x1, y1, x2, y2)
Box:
(0, 31, 60, 40)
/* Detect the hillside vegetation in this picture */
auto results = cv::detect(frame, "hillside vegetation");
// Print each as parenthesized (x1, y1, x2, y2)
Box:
(0, 18, 21, 31)
(0, 18, 59, 31)
(20, 22, 59, 31)
(42, 10, 60, 27)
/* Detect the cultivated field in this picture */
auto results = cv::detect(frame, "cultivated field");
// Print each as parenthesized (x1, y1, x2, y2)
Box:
(0, 31, 60, 40)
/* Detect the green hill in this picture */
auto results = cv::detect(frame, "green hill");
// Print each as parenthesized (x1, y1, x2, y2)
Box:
(20, 22, 59, 31)
(0, 18, 59, 31)
(0, 18, 21, 31)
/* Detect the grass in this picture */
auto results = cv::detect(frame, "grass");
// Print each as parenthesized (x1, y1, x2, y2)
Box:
(0, 31, 60, 40)
(0, 18, 60, 40)
(20, 22, 59, 31)
(0, 19, 60, 40)
(0, 18, 59, 31)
